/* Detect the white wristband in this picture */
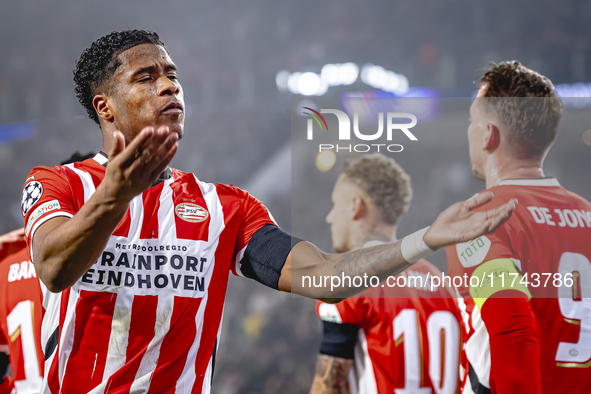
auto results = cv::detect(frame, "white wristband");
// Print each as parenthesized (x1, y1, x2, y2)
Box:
(401, 226, 435, 263)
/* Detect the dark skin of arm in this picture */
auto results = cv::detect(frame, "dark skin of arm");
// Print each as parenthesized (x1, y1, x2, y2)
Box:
(32, 127, 516, 295)
(310, 354, 352, 394)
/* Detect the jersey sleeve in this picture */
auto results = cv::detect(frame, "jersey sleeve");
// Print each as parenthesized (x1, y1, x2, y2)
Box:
(234, 189, 278, 255)
(316, 299, 366, 325)
(220, 186, 303, 290)
(21, 166, 77, 258)
(316, 300, 362, 359)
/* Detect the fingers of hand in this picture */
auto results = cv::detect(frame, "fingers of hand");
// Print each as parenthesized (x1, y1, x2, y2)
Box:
(484, 201, 516, 232)
(117, 127, 155, 167)
(15, 228, 26, 241)
(465, 191, 494, 210)
(142, 126, 170, 157)
(127, 131, 178, 180)
(147, 134, 178, 177)
(110, 131, 126, 158)
(128, 126, 171, 172)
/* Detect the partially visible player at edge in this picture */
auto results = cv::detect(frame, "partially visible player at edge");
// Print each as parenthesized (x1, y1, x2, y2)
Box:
(20, 30, 516, 393)
(311, 154, 465, 394)
(0, 228, 29, 394)
(0, 153, 95, 394)
(446, 61, 591, 394)
(0, 233, 43, 394)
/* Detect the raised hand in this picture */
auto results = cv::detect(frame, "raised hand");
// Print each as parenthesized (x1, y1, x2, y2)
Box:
(101, 125, 178, 203)
(424, 192, 517, 250)
(0, 227, 27, 260)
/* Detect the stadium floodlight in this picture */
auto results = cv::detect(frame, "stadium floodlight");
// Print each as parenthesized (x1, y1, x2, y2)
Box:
(360, 64, 409, 95)
(297, 72, 327, 96)
(278, 63, 359, 96)
(276, 62, 408, 96)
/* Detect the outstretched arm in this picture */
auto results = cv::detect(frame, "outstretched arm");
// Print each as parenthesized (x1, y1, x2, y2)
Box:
(310, 355, 352, 394)
(31, 127, 178, 292)
(278, 192, 517, 299)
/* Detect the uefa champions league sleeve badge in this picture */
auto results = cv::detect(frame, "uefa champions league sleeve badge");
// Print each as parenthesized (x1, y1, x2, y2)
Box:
(21, 181, 44, 216)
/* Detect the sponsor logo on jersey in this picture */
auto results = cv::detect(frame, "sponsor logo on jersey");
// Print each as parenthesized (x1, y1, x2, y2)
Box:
(175, 203, 209, 223)
(80, 248, 210, 294)
(25, 200, 61, 235)
(21, 181, 44, 216)
(318, 303, 343, 324)
(456, 235, 492, 268)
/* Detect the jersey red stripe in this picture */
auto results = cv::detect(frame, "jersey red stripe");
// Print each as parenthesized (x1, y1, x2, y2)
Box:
(112, 210, 131, 238)
(140, 182, 165, 239)
(191, 187, 238, 393)
(105, 295, 159, 394)
(147, 297, 202, 393)
(170, 175, 210, 242)
(61, 291, 117, 393)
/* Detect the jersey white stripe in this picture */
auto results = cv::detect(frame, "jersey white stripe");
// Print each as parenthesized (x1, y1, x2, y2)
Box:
(349, 329, 378, 394)
(101, 291, 134, 381)
(129, 294, 175, 393)
(65, 164, 96, 203)
(466, 306, 491, 388)
(128, 194, 144, 242)
(58, 289, 81, 386)
(157, 179, 176, 240)
(233, 245, 248, 277)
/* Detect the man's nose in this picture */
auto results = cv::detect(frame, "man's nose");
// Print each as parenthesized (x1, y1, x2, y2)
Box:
(158, 76, 180, 96)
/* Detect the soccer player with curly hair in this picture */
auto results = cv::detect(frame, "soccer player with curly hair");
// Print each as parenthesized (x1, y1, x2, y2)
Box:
(20, 30, 516, 393)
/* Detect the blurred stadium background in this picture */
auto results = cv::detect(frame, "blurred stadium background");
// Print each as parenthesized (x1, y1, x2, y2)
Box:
(1, 1, 590, 393)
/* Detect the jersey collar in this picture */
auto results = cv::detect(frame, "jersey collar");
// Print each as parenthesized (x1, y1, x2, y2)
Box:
(498, 178, 560, 187)
(92, 151, 173, 184)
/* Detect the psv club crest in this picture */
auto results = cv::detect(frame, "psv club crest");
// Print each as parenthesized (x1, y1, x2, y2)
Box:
(175, 203, 209, 223)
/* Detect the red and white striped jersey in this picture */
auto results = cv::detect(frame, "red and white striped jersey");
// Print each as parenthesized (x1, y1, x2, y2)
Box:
(22, 153, 276, 394)
(0, 248, 44, 394)
(317, 258, 466, 394)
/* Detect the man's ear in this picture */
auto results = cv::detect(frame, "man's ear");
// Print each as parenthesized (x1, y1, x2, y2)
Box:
(93, 94, 114, 123)
(484, 122, 501, 152)
(352, 197, 368, 220)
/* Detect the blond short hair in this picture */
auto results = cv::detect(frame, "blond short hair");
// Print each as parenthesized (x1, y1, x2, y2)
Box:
(342, 153, 412, 225)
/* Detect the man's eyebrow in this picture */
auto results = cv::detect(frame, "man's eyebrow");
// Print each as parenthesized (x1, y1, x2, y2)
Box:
(132, 63, 177, 78)
(132, 66, 156, 77)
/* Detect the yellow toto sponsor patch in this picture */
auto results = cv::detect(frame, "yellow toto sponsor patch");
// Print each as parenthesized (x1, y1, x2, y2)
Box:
(470, 258, 532, 310)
